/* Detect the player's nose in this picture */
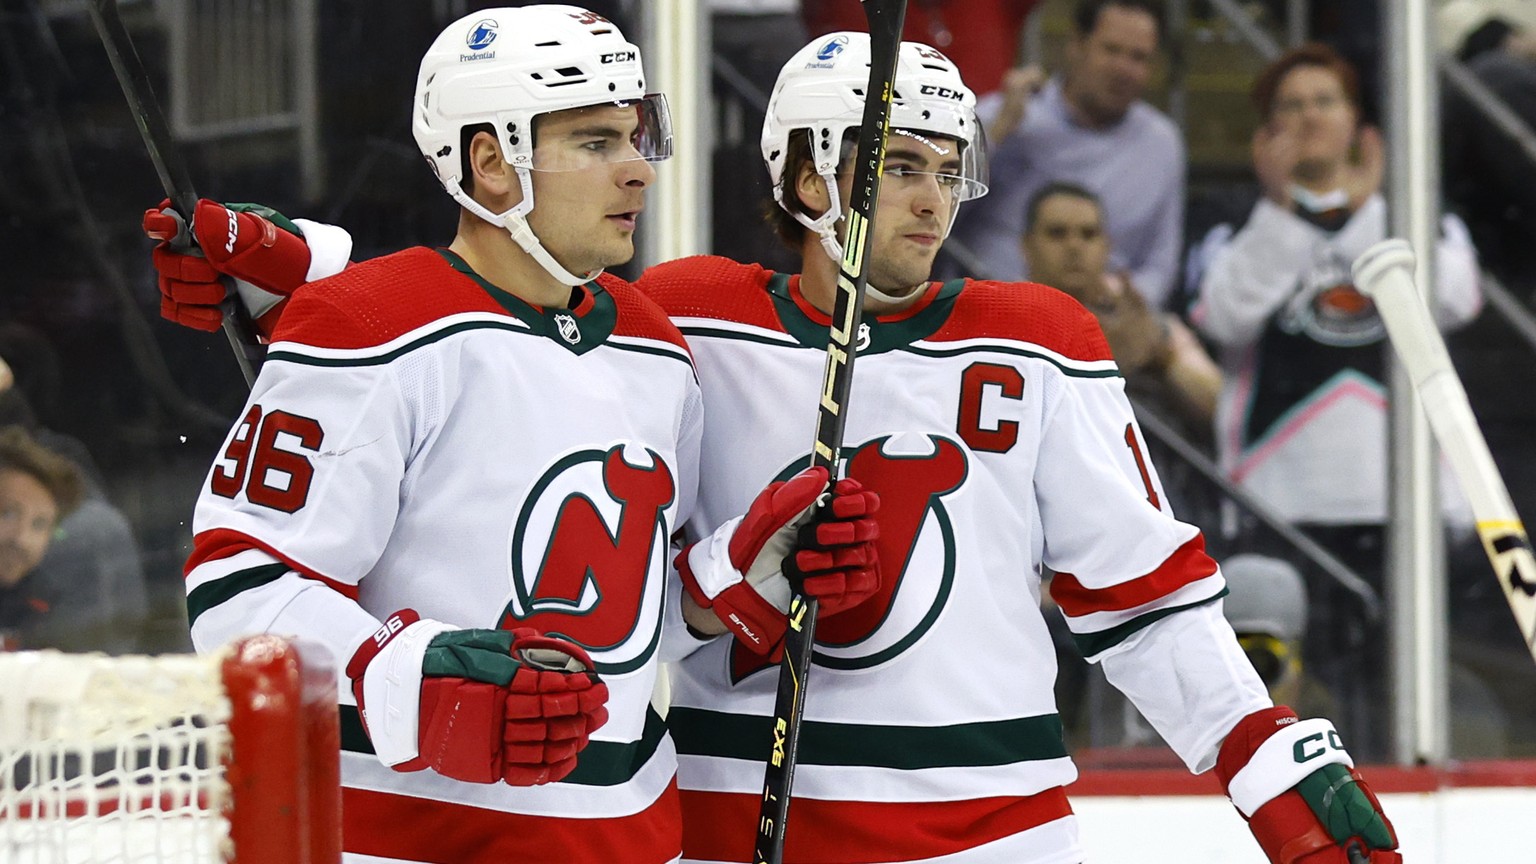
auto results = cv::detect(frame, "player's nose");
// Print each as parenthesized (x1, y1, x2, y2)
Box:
(620, 157, 655, 188)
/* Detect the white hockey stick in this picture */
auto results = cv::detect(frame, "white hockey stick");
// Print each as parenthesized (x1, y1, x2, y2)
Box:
(1352, 239, 1536, 662)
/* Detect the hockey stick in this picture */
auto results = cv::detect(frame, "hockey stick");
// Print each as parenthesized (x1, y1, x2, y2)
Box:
(1352, 239, 1536, 663)
(87, 0, 264, 387)
(754, 2, 908, 862)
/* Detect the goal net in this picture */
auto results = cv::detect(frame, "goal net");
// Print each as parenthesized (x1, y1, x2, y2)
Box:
(0, 636, 340, 864)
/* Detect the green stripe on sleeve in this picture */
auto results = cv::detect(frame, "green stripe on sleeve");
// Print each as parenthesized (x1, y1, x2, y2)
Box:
(669, 708, 1067, 769)
(185, 563, 292, 626)
(1070, 587, 1229, 659)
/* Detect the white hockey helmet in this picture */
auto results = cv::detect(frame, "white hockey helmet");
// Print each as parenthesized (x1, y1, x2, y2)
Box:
(762, 33, 989, 262)
(413, 6, 672, 285)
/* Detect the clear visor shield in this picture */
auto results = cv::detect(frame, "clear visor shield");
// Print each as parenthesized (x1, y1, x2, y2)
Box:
(883, 120, 989, 203)
(528, 93, 673, 173)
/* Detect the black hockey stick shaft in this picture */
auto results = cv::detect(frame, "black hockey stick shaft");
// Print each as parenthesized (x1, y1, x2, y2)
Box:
(753, 2, 907, 862)
(87, 0, 264, 387)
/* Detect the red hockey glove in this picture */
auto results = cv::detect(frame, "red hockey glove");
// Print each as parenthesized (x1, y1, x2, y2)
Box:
(678, 466, 880, 658)
(1216, 706, 1401, 863)
(347, 610, 610, 786)
(142, 199, 312, 337)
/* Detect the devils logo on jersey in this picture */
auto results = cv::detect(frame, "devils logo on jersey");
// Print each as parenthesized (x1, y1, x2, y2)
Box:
(503, 443, 675, 674)
(731, 433, 968, 682)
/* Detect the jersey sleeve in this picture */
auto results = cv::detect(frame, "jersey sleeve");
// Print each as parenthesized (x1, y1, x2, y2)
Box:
(1035, 362, 1272, 772)
(1098, 600, 1272, 773)
(184, 292, 431, 683)
(659, 380, 717, 665)
(1037, 364, 1227, 659)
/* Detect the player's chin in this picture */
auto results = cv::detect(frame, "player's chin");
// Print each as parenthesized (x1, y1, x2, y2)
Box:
(887, 252, 938, 287)
(597, 238, 637, 270)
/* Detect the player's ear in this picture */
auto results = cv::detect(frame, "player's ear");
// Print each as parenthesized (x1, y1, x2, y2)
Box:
(794, 162, 831, 216)
(467, 130, 520, 207)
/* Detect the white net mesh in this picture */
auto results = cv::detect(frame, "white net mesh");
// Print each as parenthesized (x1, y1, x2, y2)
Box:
(0, 651, 234, 864)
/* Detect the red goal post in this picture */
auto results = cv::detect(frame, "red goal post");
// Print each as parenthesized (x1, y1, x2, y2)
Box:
(0, 635, 340, 863)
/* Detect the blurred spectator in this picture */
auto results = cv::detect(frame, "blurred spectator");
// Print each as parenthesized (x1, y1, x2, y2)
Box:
(952, 0, 1185, 308)
(1439, 0, 1536, 284)
(1221, 554, 1336, 720)
(1187, 46, 1483, 758)
(0, 426, 85, 650)
(800, 0, 1040, 97)
(1188, 43, 1482, 547)
(1023, 181, 1220, 432)
(0, 329, 150, 654)
(1225, 551, 1514, 757)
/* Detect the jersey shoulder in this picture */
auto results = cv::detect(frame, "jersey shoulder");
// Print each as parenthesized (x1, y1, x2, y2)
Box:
(595, 273, 692, 353)
(932, 279, 1113, 363)
(272, 247, 498, 350)
(636, 255, 784, 331)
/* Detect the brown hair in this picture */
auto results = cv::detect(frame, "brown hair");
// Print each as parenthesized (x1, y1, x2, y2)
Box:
(1025, 180, 1103, 233)
(1251, 43, 1361, 120)
(0, 426, 85, 519)
(766, 129, 820, 250)
(1073, 0, 1166, 42)
(765, 128, 861, 251)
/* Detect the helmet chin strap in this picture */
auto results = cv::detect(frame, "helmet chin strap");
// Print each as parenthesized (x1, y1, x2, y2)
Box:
(448, 169, 600, 288)
(793, 170, 849, 266)
(863, 281, 919, 305)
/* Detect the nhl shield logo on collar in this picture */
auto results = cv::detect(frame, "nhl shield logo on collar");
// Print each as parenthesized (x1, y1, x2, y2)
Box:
(555, 313, 582, 344)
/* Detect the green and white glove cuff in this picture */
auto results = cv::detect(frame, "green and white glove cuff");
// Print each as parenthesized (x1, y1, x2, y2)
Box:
(360, 616, 457, 767)
(1226, 717, 1353, 817)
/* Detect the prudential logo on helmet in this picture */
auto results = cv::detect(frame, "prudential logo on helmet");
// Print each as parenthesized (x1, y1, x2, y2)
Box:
(810, 35, 848, 67)
(467, 20, 498, 50)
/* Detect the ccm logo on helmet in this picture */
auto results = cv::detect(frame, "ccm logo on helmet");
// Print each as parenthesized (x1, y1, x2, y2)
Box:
(601, 50, 636, 64)
(919, 84, 965, 101)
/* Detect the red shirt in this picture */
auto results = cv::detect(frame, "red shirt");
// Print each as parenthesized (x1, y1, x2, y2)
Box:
(801, 0, 1040, 96)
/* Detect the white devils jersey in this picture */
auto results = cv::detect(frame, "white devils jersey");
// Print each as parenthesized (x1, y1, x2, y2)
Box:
(185, 248, 700, 864)
(639, 257, 1269, 864)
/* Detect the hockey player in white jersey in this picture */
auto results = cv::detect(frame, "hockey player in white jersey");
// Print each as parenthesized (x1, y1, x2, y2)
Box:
(143, 28, 1398, 864)
(146, 8, 878, 863)
(635, 33, 1399, 864)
